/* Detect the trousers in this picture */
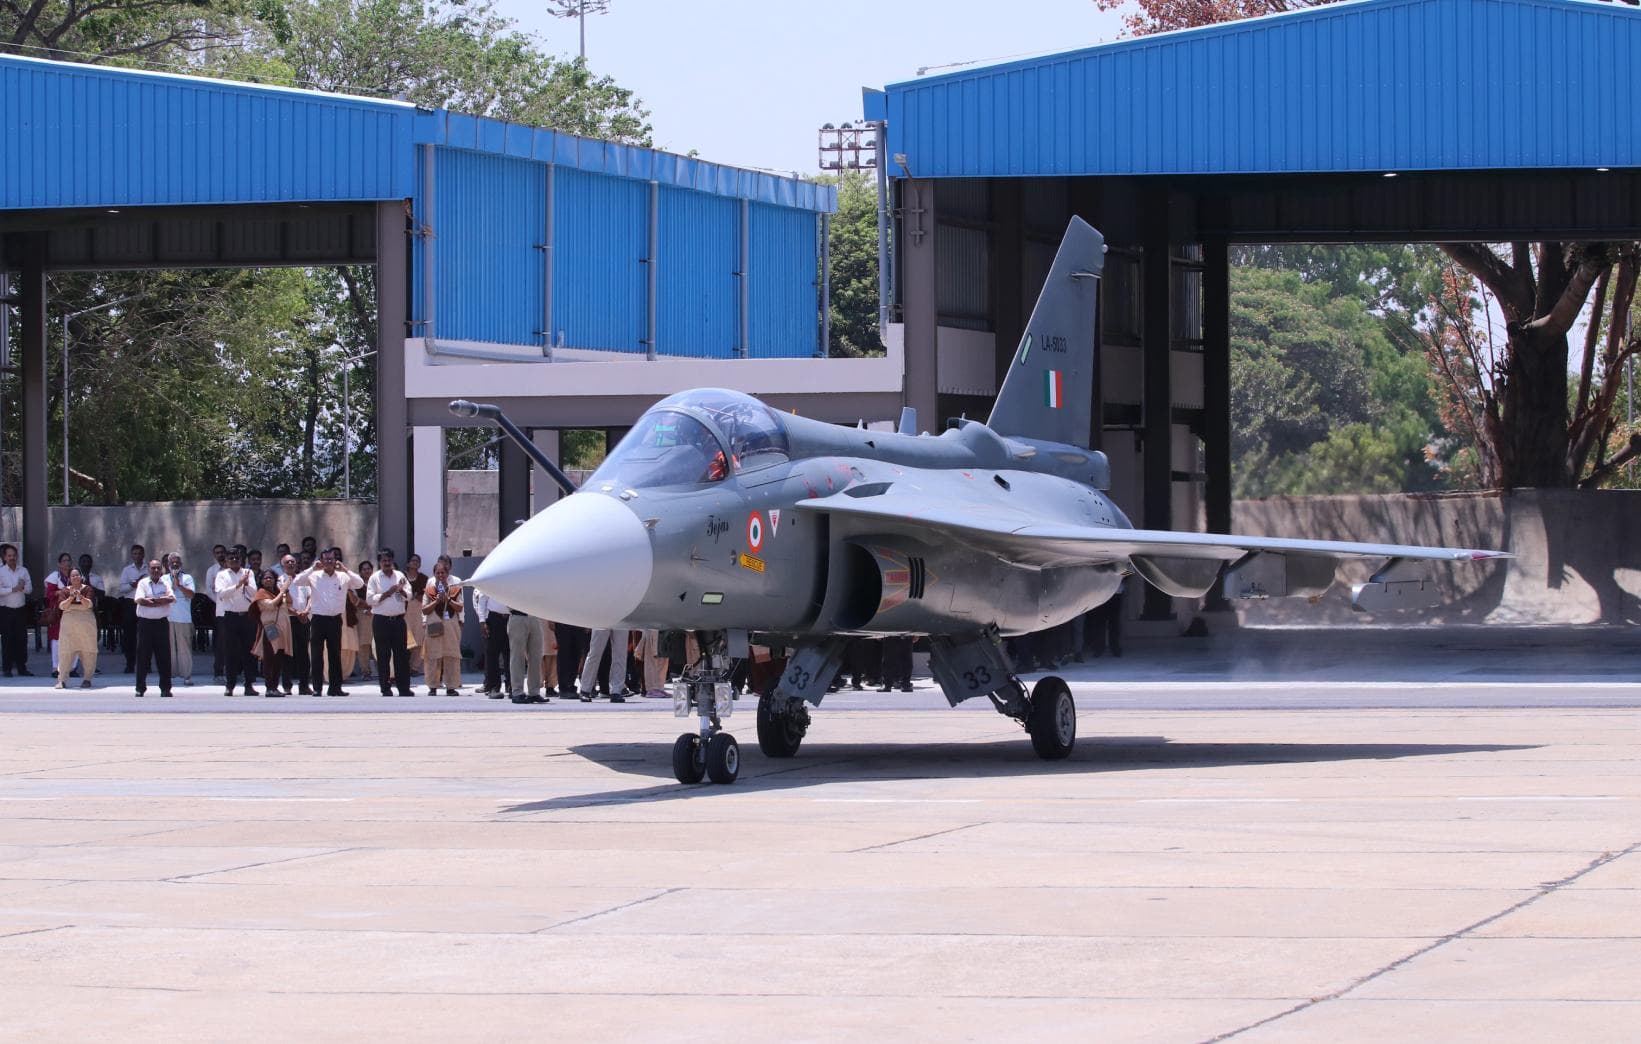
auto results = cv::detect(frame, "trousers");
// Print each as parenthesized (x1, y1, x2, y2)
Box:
(221, 611, 256, 692)
(134, 617, 172, 695)
(507, 613, 543, 697)
(372, 614, 411, 696)
(483, 611, 511, 693)
(309, 614, 346, 694)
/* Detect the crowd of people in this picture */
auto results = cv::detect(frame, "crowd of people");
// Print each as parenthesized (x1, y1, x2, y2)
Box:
(0, 535, 1129, 700)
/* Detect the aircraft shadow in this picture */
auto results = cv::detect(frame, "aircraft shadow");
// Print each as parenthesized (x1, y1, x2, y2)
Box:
(498, 737, 1537, 812)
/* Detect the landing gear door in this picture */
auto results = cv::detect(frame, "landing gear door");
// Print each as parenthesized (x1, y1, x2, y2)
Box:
(927, 631, 1014, 707)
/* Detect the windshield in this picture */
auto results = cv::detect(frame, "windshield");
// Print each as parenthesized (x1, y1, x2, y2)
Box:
(589, 411, 729, 490)
(659, 389, 790, 473)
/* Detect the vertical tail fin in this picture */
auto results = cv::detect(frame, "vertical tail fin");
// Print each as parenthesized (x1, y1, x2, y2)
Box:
(986, 217, 1104, 448)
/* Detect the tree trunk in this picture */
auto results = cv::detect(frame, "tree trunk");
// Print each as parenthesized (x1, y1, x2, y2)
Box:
(1498, 324, 1572, 487)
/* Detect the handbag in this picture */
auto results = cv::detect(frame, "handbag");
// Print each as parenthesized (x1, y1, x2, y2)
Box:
(426, 619, 445, 638)
(263, 623, 281, 644)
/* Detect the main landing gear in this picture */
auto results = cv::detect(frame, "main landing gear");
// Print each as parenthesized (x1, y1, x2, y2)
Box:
(928, 630, 1077, 761)
(670, 650, 741, 784)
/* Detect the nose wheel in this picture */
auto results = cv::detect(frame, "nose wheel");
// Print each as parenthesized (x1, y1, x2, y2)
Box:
(671, 731, 739, 784)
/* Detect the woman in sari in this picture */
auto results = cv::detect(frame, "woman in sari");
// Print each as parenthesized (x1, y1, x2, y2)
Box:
(249, 570, 291, 697)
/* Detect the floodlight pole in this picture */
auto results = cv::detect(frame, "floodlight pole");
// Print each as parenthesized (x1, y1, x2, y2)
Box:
(342, 349, 377, 500)
(60, 296, 132, 505)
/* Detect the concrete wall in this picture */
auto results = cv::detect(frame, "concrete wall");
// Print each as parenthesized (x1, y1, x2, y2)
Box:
(1231, 490, 1641, 627)
(10, 488, 1633, 627)
(0, 502, 378, 579)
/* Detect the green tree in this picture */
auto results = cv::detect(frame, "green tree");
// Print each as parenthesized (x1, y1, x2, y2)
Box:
(1229, 267, 1440, 496)
(0, 0, 272, 63)
(821, 171, 883, 358)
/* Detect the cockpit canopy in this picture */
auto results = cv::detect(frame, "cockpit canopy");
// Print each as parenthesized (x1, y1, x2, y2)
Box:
(588, 389, 790, 491)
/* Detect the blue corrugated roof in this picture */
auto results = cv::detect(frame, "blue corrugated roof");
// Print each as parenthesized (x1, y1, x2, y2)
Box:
(0, 53, 833, 213)
(877, 0, 1641, 178)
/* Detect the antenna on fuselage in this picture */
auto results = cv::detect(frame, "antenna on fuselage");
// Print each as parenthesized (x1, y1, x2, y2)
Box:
(897, 406, 917, 435)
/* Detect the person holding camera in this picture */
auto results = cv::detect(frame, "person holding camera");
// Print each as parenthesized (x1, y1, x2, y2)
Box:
(420, 555, 464, 696)
(134, 558, 176, 698)
(366, 548, 414, 698)
(289, 550, 364, 697)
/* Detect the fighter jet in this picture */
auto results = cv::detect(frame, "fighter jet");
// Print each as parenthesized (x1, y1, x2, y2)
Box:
(461, 216, 1509, 786)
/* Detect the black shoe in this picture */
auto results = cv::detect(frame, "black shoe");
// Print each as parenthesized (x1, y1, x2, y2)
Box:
(878, 684, 893, 692)
(224, 689, 235, 697)
(610, 694, 626, 704)
(578, 691, 594, 703)
(852, 680, 864, 690)
(380, 690, 394, 697)
(244, 688, 260, 698)
(299, 687, 314, 696)
(265, 691, 284, 698)
(488, 690, 505, 700)
(17, 667, 33, 676)
(134, 690, 145, 698)
(398, 690, 413, 697)
(445, 688, 459, 697)
(283, 687, 293, 695)
(160, 691, 173, 698)
(2, 669, 12, 678)
(427, 688, 437, 697)
(900, 683, 914, 692)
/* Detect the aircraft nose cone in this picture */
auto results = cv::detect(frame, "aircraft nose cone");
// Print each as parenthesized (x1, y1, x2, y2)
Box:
(470, 492, 652, 628)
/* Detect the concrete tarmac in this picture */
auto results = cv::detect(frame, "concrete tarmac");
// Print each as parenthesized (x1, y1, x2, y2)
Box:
(1, 628, 1638, 1041)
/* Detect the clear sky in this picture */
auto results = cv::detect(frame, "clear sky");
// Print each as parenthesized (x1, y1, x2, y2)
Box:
(494, 0, 1127, 175)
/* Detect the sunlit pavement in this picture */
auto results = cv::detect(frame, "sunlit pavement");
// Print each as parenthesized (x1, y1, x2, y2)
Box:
(1, 628, 1638, 1040)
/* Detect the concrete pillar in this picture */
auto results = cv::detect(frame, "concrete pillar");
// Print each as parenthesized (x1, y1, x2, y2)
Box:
(375, 202, 411, 558)
(1141, 194, 1173, 621)
(1202, 238, 1233, 611)
(410, 426, 445, 562)
(497, 436, 529, 541)
(530, 428, 562, 511)
(900, 179, 939, 433)
(18, 234, 47, 578)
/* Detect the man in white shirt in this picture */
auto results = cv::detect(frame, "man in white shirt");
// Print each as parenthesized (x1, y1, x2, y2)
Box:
(472, 587, 512, 698)
(213, 548, 260, 697)
(290, 550, 364, 697)
(203, 543, 226, 682)
(0, 543, 33, 677)
(133, 559, 176, 698)
(165, 553, 197, 687)
(118, 543, 145, 673)
(281, 554, 313, 695)
(270, 544, 291, 578)
(366, 548, 414, 698)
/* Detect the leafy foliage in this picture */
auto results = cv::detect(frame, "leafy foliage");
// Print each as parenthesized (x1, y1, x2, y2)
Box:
(822, 171, 884, 358)
(1229, 264, 1444, 497)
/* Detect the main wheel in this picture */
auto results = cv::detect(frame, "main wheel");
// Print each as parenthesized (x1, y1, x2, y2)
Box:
(1027, 676, 1076, 760)
(671, 733, 706, 783)
(756, 695, 806, 758)
(705, 732, 741, 784)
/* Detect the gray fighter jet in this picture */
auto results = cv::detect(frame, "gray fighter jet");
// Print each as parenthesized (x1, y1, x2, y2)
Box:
(460, 217, 1509, 786)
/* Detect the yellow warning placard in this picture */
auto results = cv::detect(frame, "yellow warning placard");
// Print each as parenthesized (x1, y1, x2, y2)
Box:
(737, 553, 765, 573)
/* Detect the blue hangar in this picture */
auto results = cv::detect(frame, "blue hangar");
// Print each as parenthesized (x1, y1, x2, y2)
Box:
(0, 55, 903, 574)
(864, 0, 1641, 619)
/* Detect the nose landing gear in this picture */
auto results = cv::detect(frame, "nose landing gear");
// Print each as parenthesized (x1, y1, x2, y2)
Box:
(670, 658, 740, 784)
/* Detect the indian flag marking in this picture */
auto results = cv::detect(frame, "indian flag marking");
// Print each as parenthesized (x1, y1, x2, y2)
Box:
(1045, 369, 1064, 408)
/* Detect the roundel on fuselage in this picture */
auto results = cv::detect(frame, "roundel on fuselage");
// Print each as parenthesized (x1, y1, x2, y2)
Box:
(747, 512, 764, 553)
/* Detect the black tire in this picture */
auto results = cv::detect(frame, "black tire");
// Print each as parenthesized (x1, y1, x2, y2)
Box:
(1027, 676, 1076, 760)
(756, 695, 805, 758)
(671, 733, 706, 784)
(705, 732, 741, 784)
